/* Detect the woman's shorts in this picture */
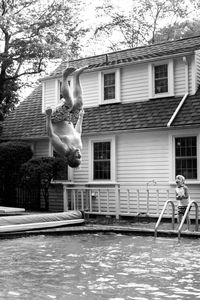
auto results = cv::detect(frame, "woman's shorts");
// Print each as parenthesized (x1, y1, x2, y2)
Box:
(178, 206, 190, 216)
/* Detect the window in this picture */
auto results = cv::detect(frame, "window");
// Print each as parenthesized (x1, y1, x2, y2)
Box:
(99, 69, 120, 104)
(175, 136, 197, 180)
(89, 137, 116, 182)
(57, 79, 71, 104)
(148, 60, 174, 98)
(154, 64, 168, 94)
(93, 142, 111, 180)
(104, 73, 115, 100)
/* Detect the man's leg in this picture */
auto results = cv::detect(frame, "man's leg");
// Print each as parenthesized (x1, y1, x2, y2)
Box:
(62, 67, 75, 110)
(72, 66, 88, 111)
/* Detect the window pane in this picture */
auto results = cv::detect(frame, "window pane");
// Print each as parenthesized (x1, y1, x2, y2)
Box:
(93, 142, 111, 180)
(104, 73, 115, 85)
(154, 65, 168, 94)
(104, 86, 115, 100)
(175, 137, 197, 179)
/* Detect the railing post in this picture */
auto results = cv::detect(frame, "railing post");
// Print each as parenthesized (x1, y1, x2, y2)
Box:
(98, 189, 101, 213)
(156, 189, 159, 215)
(115, 184, 120, 219)
(81, 190, 84, 210)
(137, 189, 140, 214)
(106, 189, 109, 213)
(146, 189, 149, 215)
(63, 185, 68, 211)
(127, 189, 130, 213)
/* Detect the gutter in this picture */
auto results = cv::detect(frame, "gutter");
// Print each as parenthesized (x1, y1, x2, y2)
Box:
(167, 93, 188, 127)
(39, 51, 194, 82)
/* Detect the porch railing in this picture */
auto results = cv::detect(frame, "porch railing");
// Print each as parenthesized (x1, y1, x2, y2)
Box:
(63, 183, 177, 219)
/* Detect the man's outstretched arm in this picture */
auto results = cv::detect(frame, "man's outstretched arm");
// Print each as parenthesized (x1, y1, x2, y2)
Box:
(75, 109, 84, 134)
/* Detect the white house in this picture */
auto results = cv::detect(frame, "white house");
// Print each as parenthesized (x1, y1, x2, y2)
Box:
(2, 35, 200, 218)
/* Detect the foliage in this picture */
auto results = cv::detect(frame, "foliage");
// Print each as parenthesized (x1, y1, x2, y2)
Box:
(0, 0, 87, 121)
(94, 0, 200, 51)
(21, 156, 68, 210)
(0, 141, 33, 204)
(154, 19, 200, 42)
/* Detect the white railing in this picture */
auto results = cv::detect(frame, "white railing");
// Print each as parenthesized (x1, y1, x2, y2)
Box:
(154, 200, 176, 237)
(178, 200, 199, 239)
(63, 183, 174, 219)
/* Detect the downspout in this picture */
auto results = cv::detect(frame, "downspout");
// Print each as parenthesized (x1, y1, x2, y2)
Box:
(167, 56, 189, 127)
(167, 93, 188, 127)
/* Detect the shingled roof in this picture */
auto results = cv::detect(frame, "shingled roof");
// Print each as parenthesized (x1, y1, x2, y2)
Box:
(45, 35, 200, 79)
(1, 35, 200, 140)
(1, 83, 200, 140)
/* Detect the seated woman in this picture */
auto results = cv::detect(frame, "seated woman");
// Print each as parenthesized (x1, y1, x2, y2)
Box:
(46, 66, 88, 168)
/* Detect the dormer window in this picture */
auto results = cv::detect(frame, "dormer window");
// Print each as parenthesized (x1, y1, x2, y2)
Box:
(57, 79, 71, 104)
(148, 59, 174, 98)
(154, 64, 168, 94)
(99, 69, 120, 104)
(104, 73, 115, 100)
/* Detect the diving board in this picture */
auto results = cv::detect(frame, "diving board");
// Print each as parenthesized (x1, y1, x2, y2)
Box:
(0, 210, 84, 233)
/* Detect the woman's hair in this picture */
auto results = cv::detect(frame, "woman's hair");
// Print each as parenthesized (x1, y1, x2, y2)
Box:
(176, 174, 185, 184)
(66, 147, 81, 168)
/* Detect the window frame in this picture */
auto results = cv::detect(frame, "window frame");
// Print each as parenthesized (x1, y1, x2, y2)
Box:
(148, 59, 174, 99)
(98, 69, 120, 105)
(89, 136, 116, 183)
(169, 132, 200, 184)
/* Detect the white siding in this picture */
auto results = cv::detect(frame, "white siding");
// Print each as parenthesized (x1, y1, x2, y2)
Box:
(73, 137, 90, 183)
(81, 72, 99, 107)
(42, 80, 57, 112)
(174, 58, 185, 95)
(121, 64, 149, 102)
(117, 131, 169, 187)
(34, 140, 49, 157)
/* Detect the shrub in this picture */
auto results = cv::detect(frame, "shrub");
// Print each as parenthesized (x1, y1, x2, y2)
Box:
(0, 141, 33, 205)
(21, 156, 68, 210)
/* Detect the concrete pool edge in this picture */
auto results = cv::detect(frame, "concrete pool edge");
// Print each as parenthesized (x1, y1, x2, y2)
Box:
(0, 224, 200, 239)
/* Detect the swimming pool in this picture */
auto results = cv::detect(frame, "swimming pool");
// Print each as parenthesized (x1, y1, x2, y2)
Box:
(0, 234, 200, 300)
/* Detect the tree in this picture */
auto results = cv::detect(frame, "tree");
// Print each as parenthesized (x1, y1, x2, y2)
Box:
(21, 157, 68, 211)
(0, 141, 33, 205)
(154, 19, 200, 42)
(0, 0, 87, 121)
(94, 0, 200, 51)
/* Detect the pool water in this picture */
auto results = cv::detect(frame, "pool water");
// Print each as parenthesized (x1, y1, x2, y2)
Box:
(0, 234, 200, 300)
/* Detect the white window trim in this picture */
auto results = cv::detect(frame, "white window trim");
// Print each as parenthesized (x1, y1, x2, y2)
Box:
(168, 131, 200, 184)
(148, 59, 174, 99)
(56, 79, 62, 105)
(98, 68, 120, 105)
(88, 136, 116, 183)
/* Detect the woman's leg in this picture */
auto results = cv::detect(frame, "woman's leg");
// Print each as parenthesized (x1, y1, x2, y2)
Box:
(72, 66, 88, 111)
(62, 67, 75, 110)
